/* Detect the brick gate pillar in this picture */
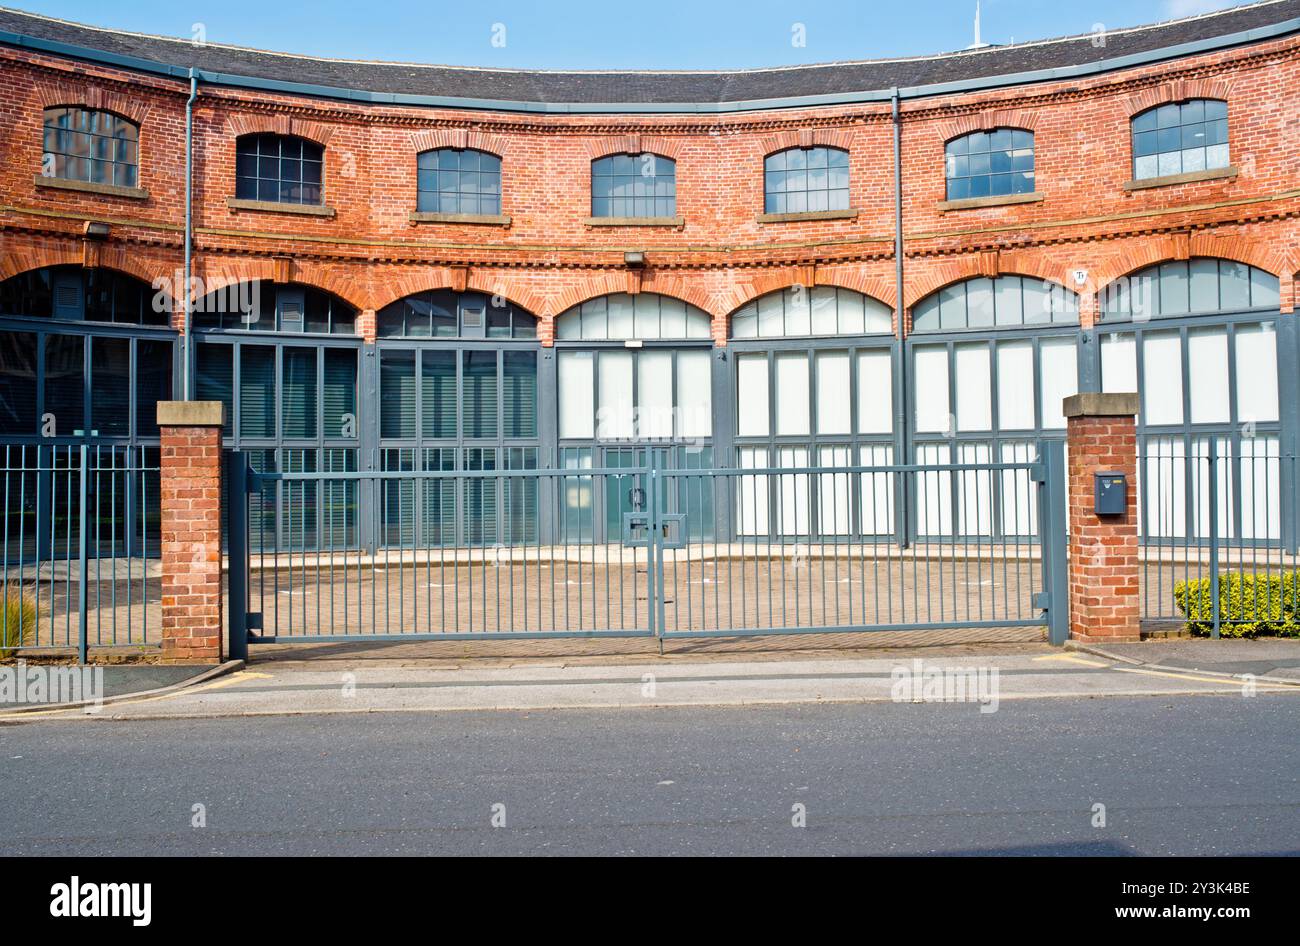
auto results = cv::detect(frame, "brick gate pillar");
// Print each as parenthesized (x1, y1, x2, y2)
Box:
(1063, 393, 1141, 642)
(157, 401, 226, 663)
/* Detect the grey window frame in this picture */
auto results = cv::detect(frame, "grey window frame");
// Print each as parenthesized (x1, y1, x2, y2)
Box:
(591, 153, 676, 218)
(763, 146, 849, 214)
(42, 106, 139, 189)
(415, 148, 502, 216)
(944, 129, 1035, 201)
(235, 133, 324, 206)
(1131, 99, 1229, 181)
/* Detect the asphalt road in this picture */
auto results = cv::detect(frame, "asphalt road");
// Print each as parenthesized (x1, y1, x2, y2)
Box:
(2, 695, 1297, 856)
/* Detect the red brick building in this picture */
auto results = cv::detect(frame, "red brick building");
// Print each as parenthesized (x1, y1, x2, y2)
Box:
(0, 2, 1297, 557)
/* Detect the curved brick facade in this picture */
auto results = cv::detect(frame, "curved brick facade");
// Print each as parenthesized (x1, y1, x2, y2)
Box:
(0, 6, 1296, 343)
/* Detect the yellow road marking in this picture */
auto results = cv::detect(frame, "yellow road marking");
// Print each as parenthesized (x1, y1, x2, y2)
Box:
(0, 670, 275, 720)
(1033, 654, 1110, 668)
(1113, 666, 1292, 689)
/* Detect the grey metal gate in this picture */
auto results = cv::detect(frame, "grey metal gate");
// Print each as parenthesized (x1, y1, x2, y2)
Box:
(226, 442, 1068, 656)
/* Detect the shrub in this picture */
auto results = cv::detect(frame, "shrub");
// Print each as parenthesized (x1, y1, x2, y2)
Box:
(0, 585, 37, 658)
(1173, 571, 1300, 638)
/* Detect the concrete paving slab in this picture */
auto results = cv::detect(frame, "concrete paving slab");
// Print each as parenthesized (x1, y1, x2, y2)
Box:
(1073, 638, 1300, 684)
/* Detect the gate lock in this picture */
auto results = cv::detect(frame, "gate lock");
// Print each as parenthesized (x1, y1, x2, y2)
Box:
(622, 512, 687, 550)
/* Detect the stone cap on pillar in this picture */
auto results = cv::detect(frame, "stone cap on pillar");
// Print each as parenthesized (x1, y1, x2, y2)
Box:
(157, 400, 226, 427)
(1062, 392, 1138, 419)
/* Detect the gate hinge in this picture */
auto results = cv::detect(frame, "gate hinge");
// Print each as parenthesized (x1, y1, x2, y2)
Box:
(1032, 592, 1050, 611)
(1029, 463, 1046, 483)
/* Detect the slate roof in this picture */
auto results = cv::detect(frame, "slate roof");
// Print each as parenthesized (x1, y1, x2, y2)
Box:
(0, 1, 1297, 107)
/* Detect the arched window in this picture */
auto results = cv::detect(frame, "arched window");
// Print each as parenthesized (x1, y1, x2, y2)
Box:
(591, 154, 675, 218)
(556, 293, 709, 340)
(764, 147, 849, 214)
(416, 149, 501, 215)
(731, 286, 891, 338)
(945, 130, 1034, 201)
(1100, 258, 1278, 320)
(42, 107, 138, 188)
(192, 281, 355, 334)
(912, 276, 1078, 332)
(377, 290, 533, 338)
(235, 134, 323, 205)
(1131, 100, 1228, 181)
(0, 265, 167, 326)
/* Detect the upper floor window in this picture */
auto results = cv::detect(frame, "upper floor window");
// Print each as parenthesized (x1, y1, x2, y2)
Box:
(417, 149, 501, 215)
(42, 107, 138, 188)
(236, 134, 323, 205)
(764, 147, 849, 214)
(378, 290, 535, 339)
(912, 276, 1078, 332)
(591, 154, 675, 218)
(192, 281, 355, 334)
(731, 286, 892, 338)
(945, 129, 1034, 201)
(1131, 100, 1228, 180)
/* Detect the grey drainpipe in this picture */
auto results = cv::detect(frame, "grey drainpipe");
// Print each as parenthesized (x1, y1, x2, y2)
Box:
(891, 87, 910, 547)
(183, 67, 197, 399)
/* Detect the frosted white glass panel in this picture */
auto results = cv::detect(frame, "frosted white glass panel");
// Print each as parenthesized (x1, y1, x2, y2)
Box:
(1039, 337, 1078, 430)
(757, 294, 783, 337)
(1240, 435, 1280, 541)
(810, 288, 838, 335)
(1190, 436, 1233, 540)
(736, 354, 770, 437)
(731, 305, 757, 338)
(1142, 332, 1183, 426)
(915, 443, 953, 537)
(1187, 330, 1229, 424)
(1000, 441, 1037, 536)
(659, 298, 687, 338)
(859, 444, 895, 535)
(557, 351, 594, 439)
(914, 346, 950, 434)
(676, 350, 712, 438)
(597, 350, 634, 439)
(637, 351, 673, 439)
(1144, 436, 1187, 538)
(784, 288, 812, 336)
(633, 294, 660, 338)
(956, 442, 993, 536)
(818, 446, 852, 535)
(607, 296, 634, 339)
(816, 351, 851, 434)
(955, 343, 992, 431)
(736, 447, 769, 536)
(1101, 333, 1138, 394)
(1235, 323, 1279, 423)
(685, 307, 711, 339)
(775, 353, 811, 436)
(776, 446, 810, 536)
(996, 341, 1035, 431)
(856, 350, 893, 434)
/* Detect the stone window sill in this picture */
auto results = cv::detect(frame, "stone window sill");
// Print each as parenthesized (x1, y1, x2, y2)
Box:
(584, 216, 685, 228)
(34, 175, 149, 200)
(937, 192, 1044, 212)
(409, 211, 511, 226)
(1123, 166, 1238, 191)
(756, 209, 858, 224)
(226, 197, 336, 218)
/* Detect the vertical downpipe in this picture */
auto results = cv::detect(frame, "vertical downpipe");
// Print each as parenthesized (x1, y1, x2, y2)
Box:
(891, 88, 909, 548)
(183, 69, 198, 399)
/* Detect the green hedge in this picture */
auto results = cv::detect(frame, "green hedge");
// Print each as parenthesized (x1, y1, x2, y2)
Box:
(1173, 571, 1300, 638)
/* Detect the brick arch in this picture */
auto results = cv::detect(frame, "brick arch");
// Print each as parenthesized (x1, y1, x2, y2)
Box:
(757, 128, 854, 158)
(1092, 234, 1287, 295)
(36, 82, 151, 125)
(546, 276, 718, 320)
(409, 129, 511, 157)
(905, 258, 1077, 312)
(225, 113, 335, 146)
(1122, 77, 1234, 118)
(932, 109, 1039, 145)
(582, 135, 683, 161)
(0, 247, 169, 291)
(721, 268, 895, 315)
(191, 260, 367, 313)
(368, 270, 541, 316)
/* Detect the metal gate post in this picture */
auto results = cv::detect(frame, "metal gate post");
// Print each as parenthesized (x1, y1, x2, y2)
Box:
(647, 459, 663, 649)
(1039, 439, 1070, 646)
(77, 443, 89, 666)
(227, 450, 250, 661)
(1207, 439, 1221, 640)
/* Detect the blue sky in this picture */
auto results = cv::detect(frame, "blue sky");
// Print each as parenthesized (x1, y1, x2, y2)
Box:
(10, 0, 1252, 69)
